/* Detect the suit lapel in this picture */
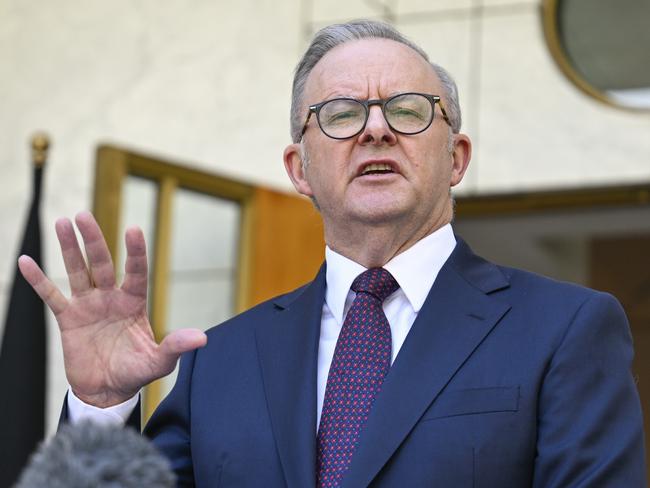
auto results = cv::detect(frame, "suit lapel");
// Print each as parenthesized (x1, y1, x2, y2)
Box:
(343, 240, 512, 488)
(255, 265, 326, 488)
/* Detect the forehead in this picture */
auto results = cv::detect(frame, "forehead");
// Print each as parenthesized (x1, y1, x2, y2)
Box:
(305, 38, 440, 102)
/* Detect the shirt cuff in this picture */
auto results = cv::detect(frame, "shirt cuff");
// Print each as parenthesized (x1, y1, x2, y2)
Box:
(67, 387, 139, 426)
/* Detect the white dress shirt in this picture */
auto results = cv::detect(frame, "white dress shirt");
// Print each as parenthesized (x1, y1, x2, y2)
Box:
(68, 224, 457, 427)
(317, 224, 455, 425)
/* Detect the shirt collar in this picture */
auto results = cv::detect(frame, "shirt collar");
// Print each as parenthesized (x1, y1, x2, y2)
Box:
(325, 224, 457, 324)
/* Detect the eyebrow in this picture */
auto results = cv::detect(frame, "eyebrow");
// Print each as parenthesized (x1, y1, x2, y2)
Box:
(315, 91, 411, 103)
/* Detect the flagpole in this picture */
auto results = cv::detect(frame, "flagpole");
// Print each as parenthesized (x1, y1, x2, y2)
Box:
(0, 132, 50, 487)
(31, 133, 50, 168)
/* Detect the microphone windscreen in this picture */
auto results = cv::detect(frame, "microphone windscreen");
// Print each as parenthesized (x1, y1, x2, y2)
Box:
(15, 420, 175, 488)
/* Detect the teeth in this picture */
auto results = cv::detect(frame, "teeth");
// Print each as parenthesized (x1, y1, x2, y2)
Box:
(362, 163, 392, 174)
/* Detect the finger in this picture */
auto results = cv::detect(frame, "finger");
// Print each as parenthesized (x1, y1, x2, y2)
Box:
(18, 255, 68, 315)
(55, 217, 92, 294)
(156, 329, 208, 373)
(75, 211, 116, 290)
(121, 226, 148, 298)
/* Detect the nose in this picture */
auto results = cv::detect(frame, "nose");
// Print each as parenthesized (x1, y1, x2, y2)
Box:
(357, 105, 397, 146)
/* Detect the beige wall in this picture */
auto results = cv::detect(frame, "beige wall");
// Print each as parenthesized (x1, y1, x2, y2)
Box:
(1, 0, 649, 433)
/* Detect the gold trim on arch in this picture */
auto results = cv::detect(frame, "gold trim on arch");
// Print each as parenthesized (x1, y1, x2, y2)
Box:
(456, 182, 650, 218)
(540, 0, 649, 113)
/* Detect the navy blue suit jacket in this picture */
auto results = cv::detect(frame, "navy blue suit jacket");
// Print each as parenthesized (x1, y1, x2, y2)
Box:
(144, 239, 646, 487)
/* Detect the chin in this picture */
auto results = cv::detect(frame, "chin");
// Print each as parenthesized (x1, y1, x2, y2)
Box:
(348, 205, 412, 226)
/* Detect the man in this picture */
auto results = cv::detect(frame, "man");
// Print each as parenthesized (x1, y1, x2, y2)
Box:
(19, 20, 646, 487)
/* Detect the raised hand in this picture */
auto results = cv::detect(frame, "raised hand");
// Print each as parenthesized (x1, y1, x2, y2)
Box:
(18, 211, 207, 408)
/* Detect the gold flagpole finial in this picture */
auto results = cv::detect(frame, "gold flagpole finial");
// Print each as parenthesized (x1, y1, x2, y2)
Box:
(30, 132, 50, 168)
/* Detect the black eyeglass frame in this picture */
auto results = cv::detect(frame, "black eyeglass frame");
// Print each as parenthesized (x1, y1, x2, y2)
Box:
(300, 92, 452, 140)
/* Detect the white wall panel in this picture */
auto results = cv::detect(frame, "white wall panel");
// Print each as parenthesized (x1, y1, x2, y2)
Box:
(476, 8, 650, 192)
(396, 0, 473, 16)
(311, 0, 380, 24)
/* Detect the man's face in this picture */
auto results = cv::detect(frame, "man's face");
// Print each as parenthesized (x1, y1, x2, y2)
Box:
(284, 38, 470, 243)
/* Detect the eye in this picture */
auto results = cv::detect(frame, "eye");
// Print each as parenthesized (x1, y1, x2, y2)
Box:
(326, 111, 358, 125)
(388, 106, 426, 121)
(320, 100, 365, 127)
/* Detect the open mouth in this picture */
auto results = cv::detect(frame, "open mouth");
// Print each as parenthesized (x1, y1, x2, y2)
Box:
(360, 162, 395, 176)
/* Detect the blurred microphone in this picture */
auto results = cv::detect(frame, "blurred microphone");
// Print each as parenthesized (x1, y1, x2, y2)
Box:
(14, 420, 175, 488)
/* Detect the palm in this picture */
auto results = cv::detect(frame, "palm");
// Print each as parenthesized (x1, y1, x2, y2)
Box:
(18, 212, 206, 407)
(59, 287, 153, 402)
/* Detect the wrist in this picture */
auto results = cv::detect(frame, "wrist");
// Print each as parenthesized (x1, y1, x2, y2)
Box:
(72, 389, 139, 409)
(67, 388, 139, 425)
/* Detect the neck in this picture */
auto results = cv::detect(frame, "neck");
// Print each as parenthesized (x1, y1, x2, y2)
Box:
(324, 210, 452, 268)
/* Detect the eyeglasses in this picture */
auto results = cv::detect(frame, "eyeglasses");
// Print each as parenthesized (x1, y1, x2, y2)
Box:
(300, 92, 451, 140)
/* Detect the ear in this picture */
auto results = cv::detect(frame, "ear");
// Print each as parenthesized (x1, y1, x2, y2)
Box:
(283, 143, 314, 197)
(449, 133, 472, 187)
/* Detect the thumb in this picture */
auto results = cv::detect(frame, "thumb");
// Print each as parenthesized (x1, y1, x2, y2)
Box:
(157, 328, 208, 370)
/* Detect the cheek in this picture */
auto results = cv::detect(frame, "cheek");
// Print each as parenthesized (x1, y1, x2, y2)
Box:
(417, 153, 455, 194)
(312, 145, 353, 183)
(404, 134, 447, 164)
(406, 143, 449, 177)
(304, 158, 339, 198)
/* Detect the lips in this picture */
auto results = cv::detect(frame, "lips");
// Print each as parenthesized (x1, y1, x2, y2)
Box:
(362, 162, 393, 175)
(356, 159, 399, 177)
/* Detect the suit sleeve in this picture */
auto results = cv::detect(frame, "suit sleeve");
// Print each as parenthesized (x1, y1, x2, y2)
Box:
(144, 348, 199, 487)
(533, 292, 647, 487)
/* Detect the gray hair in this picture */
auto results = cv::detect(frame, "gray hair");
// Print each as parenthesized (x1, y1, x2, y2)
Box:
(290, 19, 462, 143)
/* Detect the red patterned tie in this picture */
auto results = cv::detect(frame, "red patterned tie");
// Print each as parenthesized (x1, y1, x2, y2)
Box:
(317, 267, 399, 488)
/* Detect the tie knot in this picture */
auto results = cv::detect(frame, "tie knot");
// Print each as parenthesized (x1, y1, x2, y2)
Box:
(351, 268, 399, 302)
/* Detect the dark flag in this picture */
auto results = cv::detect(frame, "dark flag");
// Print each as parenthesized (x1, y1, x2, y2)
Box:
(0, 134, 49, 487)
